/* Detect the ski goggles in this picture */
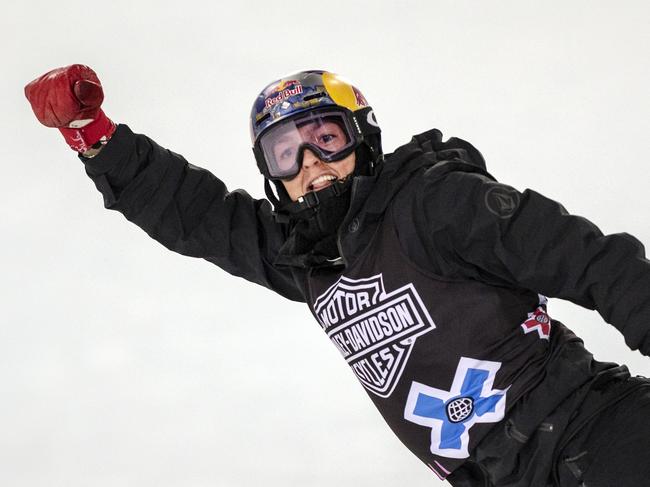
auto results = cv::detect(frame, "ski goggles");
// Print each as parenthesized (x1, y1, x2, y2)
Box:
(254, 109, 362, 180)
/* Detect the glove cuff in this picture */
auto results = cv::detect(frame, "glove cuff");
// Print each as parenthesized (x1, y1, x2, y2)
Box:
(58, 109, 116, 153)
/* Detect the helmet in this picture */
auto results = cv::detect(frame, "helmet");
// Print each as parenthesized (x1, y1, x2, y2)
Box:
(250, 70, 382, 214)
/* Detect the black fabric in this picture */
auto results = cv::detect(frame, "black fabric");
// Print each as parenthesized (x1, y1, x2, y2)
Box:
(81, 124, 305, 302)
(447, 374, 650, 487)
(449, 365, 635, 486)
(303, 206, 620, 479)
(554, 378, 650, 487)
(289, 182, 353, 261)
(80, 124, 650, 484)
(394, 172, 650, 353)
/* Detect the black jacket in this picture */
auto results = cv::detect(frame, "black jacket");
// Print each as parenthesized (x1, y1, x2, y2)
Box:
(83, 124, 650, 354)
(82, 124, 650, 482)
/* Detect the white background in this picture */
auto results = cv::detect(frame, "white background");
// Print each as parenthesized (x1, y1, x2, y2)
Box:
(2, 1, 649, 486)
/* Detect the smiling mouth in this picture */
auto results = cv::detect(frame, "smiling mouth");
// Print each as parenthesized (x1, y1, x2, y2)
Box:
(307, 174, 338, 192)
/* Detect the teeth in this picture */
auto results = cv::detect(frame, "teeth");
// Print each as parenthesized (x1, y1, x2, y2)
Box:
(310, 175, 336, 187)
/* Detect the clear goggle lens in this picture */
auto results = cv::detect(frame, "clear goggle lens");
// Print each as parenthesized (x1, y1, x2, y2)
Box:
(259, 111, 357, 180)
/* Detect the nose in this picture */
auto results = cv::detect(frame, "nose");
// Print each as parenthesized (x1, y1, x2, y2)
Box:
(301, 148, 323, 170)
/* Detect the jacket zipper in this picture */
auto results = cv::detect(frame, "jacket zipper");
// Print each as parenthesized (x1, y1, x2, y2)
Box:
(335, 178, 360, 268)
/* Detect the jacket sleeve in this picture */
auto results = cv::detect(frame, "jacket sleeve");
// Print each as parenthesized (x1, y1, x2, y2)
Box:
(80, 124, 305, 302)
(404, 169, 650, 355)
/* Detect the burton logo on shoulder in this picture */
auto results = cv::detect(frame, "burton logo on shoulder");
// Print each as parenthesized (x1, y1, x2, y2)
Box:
(313, 274, 435, 398)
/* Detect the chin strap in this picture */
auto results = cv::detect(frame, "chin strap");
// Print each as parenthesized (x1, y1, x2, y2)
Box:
(266, 140, 382, 224)
(272, 178, 354, 223)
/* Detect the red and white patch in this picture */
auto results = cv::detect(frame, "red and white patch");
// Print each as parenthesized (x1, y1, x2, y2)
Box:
(521, 304, 551, 340)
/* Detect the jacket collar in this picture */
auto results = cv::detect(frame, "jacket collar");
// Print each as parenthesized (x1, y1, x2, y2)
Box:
(274, 129, 493, 270)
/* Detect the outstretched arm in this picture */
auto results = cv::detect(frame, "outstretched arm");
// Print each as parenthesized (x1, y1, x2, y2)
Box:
(406, 169, 650, 354)
(82, 124, 303, 301)
(25, 64, 304, 302)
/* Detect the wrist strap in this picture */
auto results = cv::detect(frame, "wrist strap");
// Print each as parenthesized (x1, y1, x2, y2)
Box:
(58, 109, 116, 152)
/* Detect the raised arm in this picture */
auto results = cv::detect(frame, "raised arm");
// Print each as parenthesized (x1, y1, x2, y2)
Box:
(25, 64, 304, 302)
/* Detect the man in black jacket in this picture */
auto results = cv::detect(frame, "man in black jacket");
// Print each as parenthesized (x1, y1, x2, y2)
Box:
(25, 65, 650, 486)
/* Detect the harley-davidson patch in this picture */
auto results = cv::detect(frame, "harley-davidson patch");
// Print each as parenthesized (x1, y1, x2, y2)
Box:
(313, 274, 436, 397)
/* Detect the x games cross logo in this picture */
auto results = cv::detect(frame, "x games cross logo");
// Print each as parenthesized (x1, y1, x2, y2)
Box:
(313, 274, 436, 398)
(404, 358, 509, 459)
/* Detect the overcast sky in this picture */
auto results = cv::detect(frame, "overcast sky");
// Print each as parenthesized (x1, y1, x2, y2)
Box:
(2, 1, 650, 486)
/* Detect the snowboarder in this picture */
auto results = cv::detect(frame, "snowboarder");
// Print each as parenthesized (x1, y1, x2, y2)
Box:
(25, 64, 650, 486)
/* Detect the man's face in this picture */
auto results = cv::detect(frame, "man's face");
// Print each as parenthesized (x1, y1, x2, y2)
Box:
(274, 119, 356, 201)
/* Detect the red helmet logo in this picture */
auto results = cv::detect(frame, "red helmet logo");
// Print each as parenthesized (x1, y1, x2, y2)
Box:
(264, 79, 303, 109)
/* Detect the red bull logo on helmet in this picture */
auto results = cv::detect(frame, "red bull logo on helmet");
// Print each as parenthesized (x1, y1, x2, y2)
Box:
(353, 86, 368, 107)
(264, 79, 303, 109)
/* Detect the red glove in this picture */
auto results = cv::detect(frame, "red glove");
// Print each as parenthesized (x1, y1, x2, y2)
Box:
(25, 64, 116, 153)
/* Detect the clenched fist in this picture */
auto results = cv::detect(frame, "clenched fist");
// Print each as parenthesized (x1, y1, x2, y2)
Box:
(25, 64, 116, 153)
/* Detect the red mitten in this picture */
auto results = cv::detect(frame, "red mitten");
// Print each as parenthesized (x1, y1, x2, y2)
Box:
(25, 64, 116, 153)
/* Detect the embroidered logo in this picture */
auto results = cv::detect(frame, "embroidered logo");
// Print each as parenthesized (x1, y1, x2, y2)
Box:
(484, 185, 520, 219)
(313, 274, 435, 398)
(521, 295, 551, 340)
(404, 357, 508, 459)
